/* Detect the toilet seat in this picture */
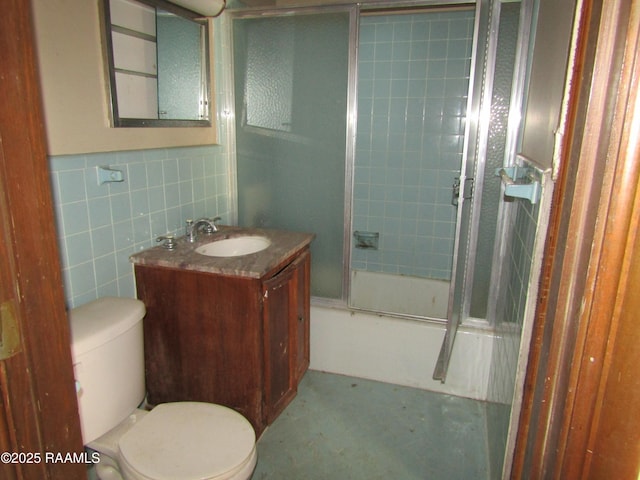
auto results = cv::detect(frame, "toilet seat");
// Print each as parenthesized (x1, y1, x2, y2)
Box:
(117, 402, 257, 480)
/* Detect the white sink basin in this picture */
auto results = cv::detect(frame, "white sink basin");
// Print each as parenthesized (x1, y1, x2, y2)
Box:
(195, 236, 271, 257)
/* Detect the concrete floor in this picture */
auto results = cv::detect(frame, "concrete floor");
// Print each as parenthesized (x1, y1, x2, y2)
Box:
(251, 370, 489, 479)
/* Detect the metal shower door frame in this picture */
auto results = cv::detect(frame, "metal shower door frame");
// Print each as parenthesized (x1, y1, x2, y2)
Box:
(433, 0, 500, 383)
(349, 1, 483, 324)
(230, 5, 357, 304)
(434, 0, 535, 382)
(432, 0, 490, 382)
(229, 1, 494, 336)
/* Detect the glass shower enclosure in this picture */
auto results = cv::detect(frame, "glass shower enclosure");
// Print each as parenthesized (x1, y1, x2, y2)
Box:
(230, 1, 540, 475)
(232, 9, 352, 300)
(350, 7, 476, 321)
(231, 0, 533, 381)
(232, 4, 477, 316)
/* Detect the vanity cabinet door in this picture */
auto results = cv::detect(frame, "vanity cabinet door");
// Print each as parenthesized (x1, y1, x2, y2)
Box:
(293, 249, 310, 382)
(262, 258, 298, 423)
(262, 248, 311, 422)
(134, 265, 265, 434)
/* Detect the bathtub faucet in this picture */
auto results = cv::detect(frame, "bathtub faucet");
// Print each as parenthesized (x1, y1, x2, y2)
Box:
(186, 217, 221, 242)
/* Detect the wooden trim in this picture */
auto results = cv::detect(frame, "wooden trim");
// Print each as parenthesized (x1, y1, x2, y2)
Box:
(587, 167, 640, 478)
(0, 1, 85, 478)
(510, 0, 597, 471)
(558, 0, 640, 476)
(511, 0, 640, 477)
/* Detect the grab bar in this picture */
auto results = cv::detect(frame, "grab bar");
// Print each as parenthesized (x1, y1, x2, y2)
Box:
(496, 165, 541, 204)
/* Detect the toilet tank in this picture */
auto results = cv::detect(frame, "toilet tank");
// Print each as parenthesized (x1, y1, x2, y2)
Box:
(69, 297, 146, 444)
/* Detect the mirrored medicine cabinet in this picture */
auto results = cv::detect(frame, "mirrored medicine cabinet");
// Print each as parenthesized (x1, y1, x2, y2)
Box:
(102, 0, 211, 127)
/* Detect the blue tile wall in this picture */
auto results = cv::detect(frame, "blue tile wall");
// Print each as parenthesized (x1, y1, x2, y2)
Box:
(50, 146, 231, 308)
(352, 10, 474, 280)
(485, 192, 541, 477)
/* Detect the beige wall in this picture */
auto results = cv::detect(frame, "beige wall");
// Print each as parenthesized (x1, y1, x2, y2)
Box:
(31, 0, 218, 155)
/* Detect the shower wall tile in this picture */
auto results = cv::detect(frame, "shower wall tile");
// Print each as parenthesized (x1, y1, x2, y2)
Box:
(50, 145, 230, 309)
(487, 198, 539, 404)
(354, 11, 474, 280)
(483, 194, 540, 478)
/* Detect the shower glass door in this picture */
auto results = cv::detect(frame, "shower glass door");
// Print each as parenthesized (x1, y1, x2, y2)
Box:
(350, 7, 476, 320)
(232, 9, 352, 299)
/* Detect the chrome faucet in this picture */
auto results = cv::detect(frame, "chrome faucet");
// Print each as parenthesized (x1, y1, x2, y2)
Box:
(186, 217, 221, 243)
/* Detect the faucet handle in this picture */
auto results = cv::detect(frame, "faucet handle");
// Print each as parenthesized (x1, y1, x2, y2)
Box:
(156, 235, 177, 250)
(185, 218, 194, 235)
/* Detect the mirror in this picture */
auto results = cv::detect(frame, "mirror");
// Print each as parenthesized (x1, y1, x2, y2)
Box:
(102, 0, 211, 127)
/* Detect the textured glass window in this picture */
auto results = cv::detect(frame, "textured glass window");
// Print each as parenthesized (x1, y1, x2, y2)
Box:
(469, 2, 521, 319)
(234, 13, 350, 299)
(244, 19, 294, 132)
(157, 12, 204, 120)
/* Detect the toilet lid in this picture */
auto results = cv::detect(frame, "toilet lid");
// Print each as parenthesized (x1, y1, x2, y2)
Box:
(118, 402, 256, 480)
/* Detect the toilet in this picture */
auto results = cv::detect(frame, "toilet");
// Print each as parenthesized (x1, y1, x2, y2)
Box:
(69, 297, 257, 480)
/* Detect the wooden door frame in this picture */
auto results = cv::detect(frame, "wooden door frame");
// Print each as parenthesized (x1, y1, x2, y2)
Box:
(3, 0, 639, 478)
(511, 0, 640, 477)
(0, 1, 85, 478)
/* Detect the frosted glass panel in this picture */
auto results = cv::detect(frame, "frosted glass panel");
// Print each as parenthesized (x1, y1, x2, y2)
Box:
(469, 2, 521, 318)
(234, 13, 350, 299)
(244, 19, 294, 132)
(157, 13, 204, 120)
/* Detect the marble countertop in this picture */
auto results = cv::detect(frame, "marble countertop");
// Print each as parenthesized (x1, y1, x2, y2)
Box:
(130, 226, 315, 279)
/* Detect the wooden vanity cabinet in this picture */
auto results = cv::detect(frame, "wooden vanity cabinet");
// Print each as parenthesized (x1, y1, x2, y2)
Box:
(134, 247, 310, 437)
(263, 248, 310, 423)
